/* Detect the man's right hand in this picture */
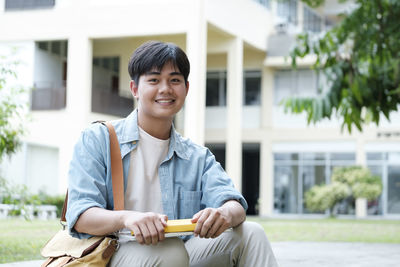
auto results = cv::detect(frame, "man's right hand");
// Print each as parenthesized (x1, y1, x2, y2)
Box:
(123, 211, 168, 245)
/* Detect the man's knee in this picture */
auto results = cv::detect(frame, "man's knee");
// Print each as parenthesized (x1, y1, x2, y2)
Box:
(235, 221, 265, 236)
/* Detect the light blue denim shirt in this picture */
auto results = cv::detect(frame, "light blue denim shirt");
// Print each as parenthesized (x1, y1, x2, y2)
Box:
(66, 109, 247, 239)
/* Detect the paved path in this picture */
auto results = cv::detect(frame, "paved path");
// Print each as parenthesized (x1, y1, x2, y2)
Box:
(1, 242, 400, 266)
(272, 241, 400, 267)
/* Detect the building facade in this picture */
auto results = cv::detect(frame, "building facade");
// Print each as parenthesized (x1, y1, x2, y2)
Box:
(0, 0, 399, 217)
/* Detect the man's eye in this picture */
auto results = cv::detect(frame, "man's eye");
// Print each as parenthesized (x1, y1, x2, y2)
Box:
(148, 79, 158, 83)
(171, 78, 181, 83)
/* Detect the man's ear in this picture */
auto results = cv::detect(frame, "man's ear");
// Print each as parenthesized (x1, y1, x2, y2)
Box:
(185, 81, 189, 96)
(130, 80, 139, 99)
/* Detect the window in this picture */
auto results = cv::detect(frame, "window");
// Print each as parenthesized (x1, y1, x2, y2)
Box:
(244, 71, 261, 106)
(274, 69, 320, 105)
(367, 152, 400, 215)
(254, 0, 270, 9)
(206, 71, 226, 107)
(303, 6, 322, 32)
(92, 56, 120, 91)
(274, 152, 355, 214)
(277, 0, 298, 24)
(37, 41, 68, 57)
(206, 70, 261, 107)
(5, 0, 55, 10)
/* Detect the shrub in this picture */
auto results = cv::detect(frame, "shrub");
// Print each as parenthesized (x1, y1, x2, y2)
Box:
(305, 182, 350, 216)
(304, 166, 382, 216)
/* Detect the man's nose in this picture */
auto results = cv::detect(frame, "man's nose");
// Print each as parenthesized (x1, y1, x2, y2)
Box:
(159, 81, 172, 93)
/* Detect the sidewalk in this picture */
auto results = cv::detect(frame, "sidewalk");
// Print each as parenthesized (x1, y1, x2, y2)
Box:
(272, 241, 400, 267)
(1, 241, 400, 266)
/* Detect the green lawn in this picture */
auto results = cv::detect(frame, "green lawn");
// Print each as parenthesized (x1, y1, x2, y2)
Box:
(248, 217, 400, 243)
(0, 219, 59, 263)
(0, 218, 399, 263)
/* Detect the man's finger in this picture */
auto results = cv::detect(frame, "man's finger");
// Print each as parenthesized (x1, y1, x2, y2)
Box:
(206, 216, 223, 238)
(139, 223, 151, 245)
(199, 211, 217, 238)
(154, 219, 165, 241)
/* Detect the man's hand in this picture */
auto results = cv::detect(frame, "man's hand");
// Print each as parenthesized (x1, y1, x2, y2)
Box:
(191, 200, 246, 239)
(123, 211, 168, 245)
(191, 207, 232, 238)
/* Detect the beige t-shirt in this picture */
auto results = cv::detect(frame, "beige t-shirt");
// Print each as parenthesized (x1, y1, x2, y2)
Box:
(124, 126, 169, 213)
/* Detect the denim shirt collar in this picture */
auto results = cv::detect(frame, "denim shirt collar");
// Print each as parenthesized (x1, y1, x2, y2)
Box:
(118, 109, 190, 160)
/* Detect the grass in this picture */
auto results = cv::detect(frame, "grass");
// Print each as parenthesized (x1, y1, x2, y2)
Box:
(0, 219, 59, 263)
(0, 217, 400, 263)
(248, 217, 400, 243)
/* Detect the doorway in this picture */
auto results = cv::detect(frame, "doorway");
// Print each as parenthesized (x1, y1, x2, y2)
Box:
(242, 143, 260, 215)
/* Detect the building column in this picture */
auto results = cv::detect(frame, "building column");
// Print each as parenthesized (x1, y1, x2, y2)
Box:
(66, 35, 92, 128)
(259, 67, 274, 216)
(226, 37, 243, 191)
(356, 135, 366, 166)
(298, 1, 305, 32)
(260, 137, 273, 216)
(184, 0, 207, 145)
(59, 35, 93, 193)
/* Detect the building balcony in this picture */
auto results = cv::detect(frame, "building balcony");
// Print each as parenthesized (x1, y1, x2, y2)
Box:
(30, 81, 66, 110)
(91, 89, 133, 118)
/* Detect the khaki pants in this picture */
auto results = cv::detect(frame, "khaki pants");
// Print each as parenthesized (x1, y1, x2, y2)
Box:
(109, 221, 278, 267)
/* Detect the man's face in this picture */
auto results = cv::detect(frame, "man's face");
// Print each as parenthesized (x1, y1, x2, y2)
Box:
(130, 61, 189, 123)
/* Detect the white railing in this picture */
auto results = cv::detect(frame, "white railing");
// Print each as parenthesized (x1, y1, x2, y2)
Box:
(0, 204, 57, 220)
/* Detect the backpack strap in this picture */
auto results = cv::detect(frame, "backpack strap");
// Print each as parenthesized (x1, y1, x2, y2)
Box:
(60, 122, 124, 224)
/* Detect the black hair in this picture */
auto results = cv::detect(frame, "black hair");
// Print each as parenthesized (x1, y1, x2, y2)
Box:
(128, 41, 190, 86)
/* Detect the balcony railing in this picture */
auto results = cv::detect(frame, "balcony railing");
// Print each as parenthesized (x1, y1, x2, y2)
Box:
(31, 81, 66, 110)
(92, 89, 133, 118)
(5, 0, 55, 11)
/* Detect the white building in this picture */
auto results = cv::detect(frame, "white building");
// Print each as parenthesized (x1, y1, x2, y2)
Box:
(0, 0, 399, 217)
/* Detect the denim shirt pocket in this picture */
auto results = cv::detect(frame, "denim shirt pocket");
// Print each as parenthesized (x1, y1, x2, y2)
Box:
(178, 190, 202, 219)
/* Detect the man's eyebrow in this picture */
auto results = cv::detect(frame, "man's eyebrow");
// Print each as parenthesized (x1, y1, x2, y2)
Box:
(145, 71, 161, 75)
(145, 71, 183, 76)
(170, 72, 183, 76)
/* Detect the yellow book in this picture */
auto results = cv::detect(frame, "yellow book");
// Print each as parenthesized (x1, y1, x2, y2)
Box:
(130, 219, 196, 236)
(165, 219, 196, 233)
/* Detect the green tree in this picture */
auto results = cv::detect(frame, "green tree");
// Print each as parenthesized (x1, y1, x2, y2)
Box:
(0, 52, 29, 214)
(284, 0, 400, 132)
(0, 53, 26, 160)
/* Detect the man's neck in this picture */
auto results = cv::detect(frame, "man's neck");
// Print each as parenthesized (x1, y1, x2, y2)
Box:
(137, 112, 172, 140)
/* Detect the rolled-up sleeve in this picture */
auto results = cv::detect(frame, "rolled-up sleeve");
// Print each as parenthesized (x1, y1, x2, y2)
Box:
(66, 125, 109, 239)
(201, 149, 248, 211)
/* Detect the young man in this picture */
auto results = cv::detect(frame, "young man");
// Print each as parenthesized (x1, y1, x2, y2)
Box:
(66, 41, 278, 266)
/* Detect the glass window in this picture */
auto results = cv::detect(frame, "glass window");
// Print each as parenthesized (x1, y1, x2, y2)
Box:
(5, 0, 55, 10)
(331, 153, 356, 161)
(244, 71, 261, 105)
(62, 41, 68, 57)
(51, 41, 61, 56)
(277, 0, 298, 24)
(302, 153, 325, 161)
(302, 165, 325, 213)
(38, 41, 48, 51)
(206, 71, 226, 107)
(303, 6, 322, 32)
(206, 77, 220, 106)
(388, 166, 400, 214)
(367, 153, 382, 161)
(274, 153, 299, 161)
(254, 0, 270, 9)
(274, 165, 299, 213)
(274, 69, 318, 105)
(274, 151, 356, 214)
